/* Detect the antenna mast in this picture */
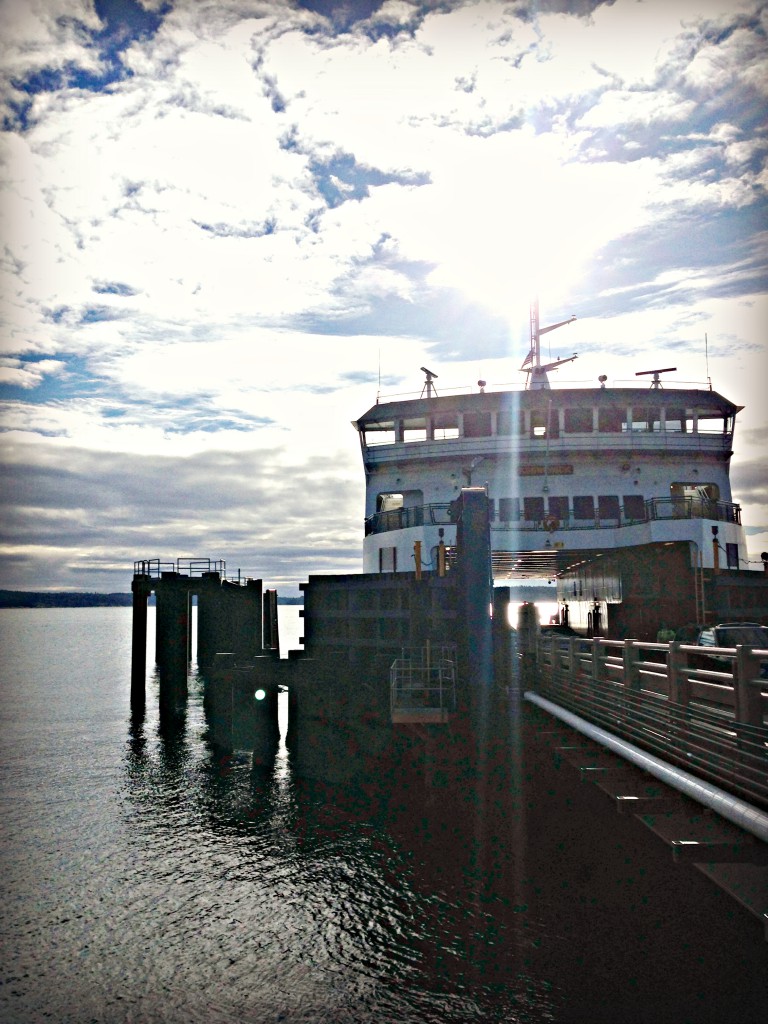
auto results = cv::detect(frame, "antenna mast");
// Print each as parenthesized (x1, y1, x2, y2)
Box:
(521, 298, 577, 389)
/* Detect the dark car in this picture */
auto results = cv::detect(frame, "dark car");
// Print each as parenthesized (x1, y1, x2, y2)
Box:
(692, 622, 768, 676)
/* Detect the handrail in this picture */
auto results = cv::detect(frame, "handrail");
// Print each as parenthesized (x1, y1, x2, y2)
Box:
(132, 557, 232, 578)
(365, 497, 741, 536)
(390, 643, 457, 717)
(532, 635, 768, 809)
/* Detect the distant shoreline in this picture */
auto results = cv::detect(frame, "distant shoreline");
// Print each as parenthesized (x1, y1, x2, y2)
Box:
(0, 591, 303, 609)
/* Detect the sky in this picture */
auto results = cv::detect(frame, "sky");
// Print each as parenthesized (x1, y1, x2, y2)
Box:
(0, 0, 766, 596)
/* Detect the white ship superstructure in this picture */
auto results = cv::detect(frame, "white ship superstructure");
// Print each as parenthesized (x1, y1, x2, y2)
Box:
(354, 318, 747, 583)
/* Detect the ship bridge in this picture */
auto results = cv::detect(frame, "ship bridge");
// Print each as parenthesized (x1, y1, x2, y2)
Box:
(355, 377, 750, 640)
(356, 382, 745, 579)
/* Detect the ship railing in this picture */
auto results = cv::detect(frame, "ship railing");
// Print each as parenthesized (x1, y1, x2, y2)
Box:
(365, 498, 741, 536)
(133, 558, 230, 578)
(390, 643, 457, 721)
(533, 635, 768, 810)
(365, 503, 453, 536)
(646, 497, 740, 524)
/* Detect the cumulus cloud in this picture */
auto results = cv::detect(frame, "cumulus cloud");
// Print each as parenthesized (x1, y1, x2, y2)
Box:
(1, 0, 766, 589)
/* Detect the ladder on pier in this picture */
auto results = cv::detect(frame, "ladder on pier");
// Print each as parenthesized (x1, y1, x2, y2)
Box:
(390, 642, 457, 724)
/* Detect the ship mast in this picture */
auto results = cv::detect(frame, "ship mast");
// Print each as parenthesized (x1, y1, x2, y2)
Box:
(521, 298, 577, 389)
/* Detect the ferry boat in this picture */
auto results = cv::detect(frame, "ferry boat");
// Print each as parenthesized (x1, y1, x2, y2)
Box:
(353, 303, 749, 635)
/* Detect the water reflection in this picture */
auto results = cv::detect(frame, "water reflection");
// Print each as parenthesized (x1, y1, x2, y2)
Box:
(118, 677, 768, 1024)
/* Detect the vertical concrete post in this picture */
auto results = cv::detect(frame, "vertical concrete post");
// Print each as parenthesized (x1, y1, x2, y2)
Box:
(622, 639, 641, 731)
(155, 574, 189, 696)
(566, 637, 580, 694)
(667, 641, 687, 706)
(492, 585, 513, 691)
(263, 587, 278, 653)
(285, 680, 298, 750)
(517, 602, 539, 691)
(196, 572, 222, 671)
(456, 488, 493, 729)
(733, 646, 764, 766)
(227, 578, 262, 662)
(131, 575, 149, 701)
(735, 646, 763, 728)
(623, 639, 640, 689)
(667, 640, 689, 746)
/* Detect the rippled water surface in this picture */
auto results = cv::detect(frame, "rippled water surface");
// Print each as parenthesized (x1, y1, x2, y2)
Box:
(1, 607, 766, 1024)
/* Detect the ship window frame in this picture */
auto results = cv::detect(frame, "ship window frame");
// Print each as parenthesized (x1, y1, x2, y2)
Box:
(379, 547, 397, 573)
(630, 407, 661, 433)
(376, 492, 404, 513)
(432, 411, 460, 440)
(523, 496, 545, 523)
(564, 407, 594, 433)
(530, 408, 559, 439)
(664, 407, 688, 433)
(696, 407, 731, 435)
(597, 495, 620, 521)
(496, 409, 523, 435)
(547, 496, 569, 521)
(463, 410, 493, 438)
(623, 494, 645, 521)
(363, 420, 397, 446)
(670, 482, 720, 501)
(573, 495, 595, 520)
(402, 416, 427, 443)
(498, 497, 519, 522)
(598, 407, 625, 433)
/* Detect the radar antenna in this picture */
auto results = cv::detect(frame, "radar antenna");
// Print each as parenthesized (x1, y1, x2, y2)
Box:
(635, 366, 676, 389)
(420, 366, 438, 398)
(521, 299, 577, 390)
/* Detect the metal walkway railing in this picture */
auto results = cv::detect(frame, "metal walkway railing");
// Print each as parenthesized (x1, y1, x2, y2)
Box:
(390, 643, 457, 724)
(533, 636, 768, 810)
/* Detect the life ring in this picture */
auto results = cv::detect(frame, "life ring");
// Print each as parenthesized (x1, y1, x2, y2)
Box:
(543, 514, 560, 533)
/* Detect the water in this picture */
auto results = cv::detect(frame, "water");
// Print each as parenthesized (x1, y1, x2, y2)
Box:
(1, 607, 766, 1024)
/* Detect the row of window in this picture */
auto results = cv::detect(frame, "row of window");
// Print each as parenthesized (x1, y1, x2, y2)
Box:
(490, 495, 645, 522)
(364, 405, 733, 445)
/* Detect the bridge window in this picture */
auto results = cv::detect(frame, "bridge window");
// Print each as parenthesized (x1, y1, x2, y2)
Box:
(523, 496, 545, 522)
(623, 494, 645, 520)
(598, 407, 625, 433)
(573, 495, 595, 520)
(363, 420, 396, 445)
(463, 411, 492, 438)
(564, 407, 593, 433)
(497, 409, 523, 435)
(433, 411, 459, 439)
(403, 417, 427, 442)
(530, 409, 559, 439)
(547, 496, 568, 520)
(697, 408, 731, 435)
(598, 495, 620, 520)
(665, 407, 688, 433)
(631, 408, 661, 432)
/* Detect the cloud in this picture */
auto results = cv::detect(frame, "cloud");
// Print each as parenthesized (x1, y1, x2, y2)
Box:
(0, 437, 363, 592)
(0, 0, 766, 589)
(0, 357, 66, 388)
